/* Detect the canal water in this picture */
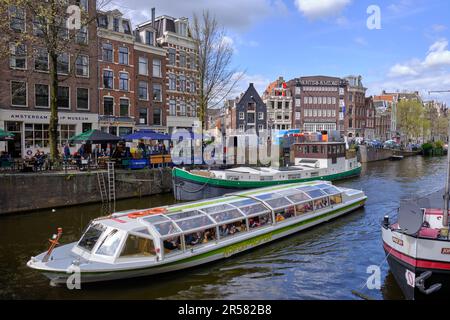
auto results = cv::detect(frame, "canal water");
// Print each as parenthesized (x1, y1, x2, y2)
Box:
(0, 156, 447, 300)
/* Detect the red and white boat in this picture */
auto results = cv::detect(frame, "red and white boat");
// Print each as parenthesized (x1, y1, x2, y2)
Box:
(382, 182, 450, 299)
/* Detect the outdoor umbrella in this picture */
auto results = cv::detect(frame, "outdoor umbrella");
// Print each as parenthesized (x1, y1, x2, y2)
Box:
(69, 129, 122, 144)
(0, 129, 14, 141)
(123, 130, 170, 141)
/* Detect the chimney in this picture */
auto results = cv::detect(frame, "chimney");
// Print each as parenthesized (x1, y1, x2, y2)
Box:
(151, 8, 155, 27)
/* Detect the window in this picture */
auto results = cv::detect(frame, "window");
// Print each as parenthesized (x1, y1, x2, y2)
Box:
(104, 97, 114, 115)
(179, 101, 186, 116)
(145, 31, 154, 45)
(138, 57, 148, 75)
(219, 221, 247, 239)
(184, 228, 216, 248)
(258, 112, 264, 120)
(239, 112, 244, 120)
(11, 81, 27, 106)
(35, 84, 49, 108)
(178, 22, 187, 37)
(314, 197, 329, 210)
(179, 76, 186, 92)
(57, 87, 70, 109)
(75, 55, 89, 77)
(25, 123, 48, 149)
(57, 53, 69, 74)
(102, 43, 113, 62)
(169, 100, 176, 116)
(76, 26, 88, 44)
(113, 17, 120, 32)
(295, 99, 301, 107)
(33, 18, 46, 36)
(120, 235, 156, 257)
(295, 112, 301, 120)
(103, 70, 113, 89)
(258, 124, 263, 131)
(98, 15, 108, 28)
(34, 48, 48, 71)
(191, 102, 197, 117)
(179, 53, 186, 68)
(57, 18, 68, 40)
(119, 99, 129, 116)
(190, 78, 196, 93)
(330, 194, 342, 205)
(153, 108, 161, 125)
(247, 113, 255, 123)
(153, 84, 162, 101)
(295, 202, 314, 215)
(168, 49, 176, 66)
(77, 88, 89, 110)
(96, 229, 122, 257)
(10, 6, 25, 32)
(169, 74, 176, 91)
(249, 213, 272, 229)
(153, 59, 161, 77)
(77, 0, 89, 11)
(10, 43, 27, 69)
(119, 127, 132, 137)
(190, 53, 196, 69)
(122, 20, 131, 34)
(239, 124, 245, 132)
(119, 72, 129, 91)
(119, 46, 129, 65)
(138, 81, 148, 100)
(139, 108, 148, 124)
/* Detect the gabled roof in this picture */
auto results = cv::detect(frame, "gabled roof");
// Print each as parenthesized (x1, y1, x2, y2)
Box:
(237, 83, 264, 106)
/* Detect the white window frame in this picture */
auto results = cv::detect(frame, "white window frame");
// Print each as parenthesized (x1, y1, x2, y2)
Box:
(9, 43, 27, 70)
(153, 59, 161, 77)
(76, 87, 90, 111)
(103, 96, 115, 116)
(75, 54, 89, 77)
(11, 80, 28, 107)
(138, 56, 148, 76)
(57, 86, 71, 110)
(35, 84, 50, 108)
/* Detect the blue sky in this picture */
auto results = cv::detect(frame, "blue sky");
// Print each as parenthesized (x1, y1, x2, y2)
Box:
(111, 0, 450, 103)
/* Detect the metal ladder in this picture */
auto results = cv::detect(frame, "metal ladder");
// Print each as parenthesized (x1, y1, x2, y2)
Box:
(107, 161, 116, 205)
(97, 172, 107, 203)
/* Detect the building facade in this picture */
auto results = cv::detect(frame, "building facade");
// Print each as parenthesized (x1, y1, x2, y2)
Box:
(364, 97, 376, 140)
(97, 10, 135, 137)
(0, 0, 99, 158)
(344, 75, 367, 138)
(288, 76, 348, 134)
(151, 15, 200, 133)
(262, 77, 292, 131)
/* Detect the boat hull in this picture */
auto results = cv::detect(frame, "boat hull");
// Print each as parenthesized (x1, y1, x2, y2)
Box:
(37, 199, 366, 285)
(172, 166, 362, 201)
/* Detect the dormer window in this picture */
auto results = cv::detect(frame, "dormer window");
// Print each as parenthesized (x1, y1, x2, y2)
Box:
(113, 17, 120, 32)
(178, 22, 187, 37)
(98, 15, 108, 29)
(145, 31, 154, 46)
(123, 20, 131, 34)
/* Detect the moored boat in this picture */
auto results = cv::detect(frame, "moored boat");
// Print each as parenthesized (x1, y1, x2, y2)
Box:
(173, 139, 361, 201)
(28, 181, 366, 285)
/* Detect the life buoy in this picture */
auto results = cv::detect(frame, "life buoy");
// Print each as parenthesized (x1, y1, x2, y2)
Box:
(127, 207, 167, 219)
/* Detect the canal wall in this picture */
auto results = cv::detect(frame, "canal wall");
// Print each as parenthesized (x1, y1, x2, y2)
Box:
(358, 145, 394, 163)
(0, 168, 173, 215)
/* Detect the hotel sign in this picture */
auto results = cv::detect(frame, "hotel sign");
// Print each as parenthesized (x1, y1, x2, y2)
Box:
(301, 80, 340, 86)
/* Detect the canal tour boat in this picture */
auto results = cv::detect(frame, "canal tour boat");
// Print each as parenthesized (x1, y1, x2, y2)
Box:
(173, 140, 361, 201)
(28, 181, 366, 285)
(382, 148, 450, 299)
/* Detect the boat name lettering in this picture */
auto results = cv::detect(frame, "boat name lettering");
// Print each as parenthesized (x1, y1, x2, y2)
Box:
(392, 237, 404, 246)
(442, 248, 450, 255)
(224, 234, 272, 257)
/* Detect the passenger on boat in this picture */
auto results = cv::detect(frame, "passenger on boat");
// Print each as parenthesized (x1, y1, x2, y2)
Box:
(219, 225, 230, 237)
(276, 213, 285, 222)
(163, 237, 180, 251)
(185, 232, 202, 246)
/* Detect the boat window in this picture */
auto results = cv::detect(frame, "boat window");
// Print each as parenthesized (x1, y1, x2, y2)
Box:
(77, 223, 106, 252)
(175, 215, 215, 232)
(315, 184, 332, 189)
(96, 229, 122, 256)
(230, 199, 258, 207)
(239, 203, 270, 216)
(305, 189, 326, 199)
(133, 228, 151, 236)
(153, 221, 179, 236)
(166, 210, 203, 221)
(255, 193, 279, 201)
(248, 213, 272, 229)
(314, 197, 330, 210)
(163, 236, 182, 253)
(201, 204, 234, 214)
(120, 234, 156, 258)
(330, 194, 342, 205)
(210, 209, 244, 223)
(287, 192, 311, 204)
(219, 220, 247, 239)
(266, 197, 292, 210)
(142, 215, 169, 224)
(275, 206, 295, 222)
(295, 201, 314, 215)
(321, 187, 340, 195)
(184, 227, 216, 248)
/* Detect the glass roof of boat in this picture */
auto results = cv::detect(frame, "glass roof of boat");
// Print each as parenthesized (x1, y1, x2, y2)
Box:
(140, 183, 342, 237)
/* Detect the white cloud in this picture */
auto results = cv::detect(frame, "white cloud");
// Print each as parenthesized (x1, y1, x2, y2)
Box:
(423, 39, 450, 68)
(107, 0, 287, 31)
(432, 24, 447, 33)
(294, 0, 351, 19)
(388, 64, 418, 77)
(230, 72, 271, 98)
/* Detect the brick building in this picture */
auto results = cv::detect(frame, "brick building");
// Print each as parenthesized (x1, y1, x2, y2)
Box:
(0, 0, 99, 158)
(344, 75, 367, 138)
(97, 10, 135, 136)
(262, 76, 293, 130)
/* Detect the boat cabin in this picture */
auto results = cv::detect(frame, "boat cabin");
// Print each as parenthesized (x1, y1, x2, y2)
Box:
(70, 182, 354, 264)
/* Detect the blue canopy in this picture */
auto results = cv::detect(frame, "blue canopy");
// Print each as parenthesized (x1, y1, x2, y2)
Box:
(123, 130, 170, 141)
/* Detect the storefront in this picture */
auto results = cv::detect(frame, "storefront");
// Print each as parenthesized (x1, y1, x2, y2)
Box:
(99, 115, 135, 137)
(0, 109, 98, 158)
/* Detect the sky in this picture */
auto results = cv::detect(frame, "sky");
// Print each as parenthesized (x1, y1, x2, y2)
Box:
(107, 0, 450, 104)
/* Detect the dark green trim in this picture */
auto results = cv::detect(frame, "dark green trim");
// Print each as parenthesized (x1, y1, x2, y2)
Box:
(173, 166, 361, 189)
(41, 199, 365, 276)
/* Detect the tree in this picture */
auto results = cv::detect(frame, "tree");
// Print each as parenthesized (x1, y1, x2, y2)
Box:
(397, 99, 426, 143)
(191, 10, 243, 128)
(0, 0, 109, 161)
